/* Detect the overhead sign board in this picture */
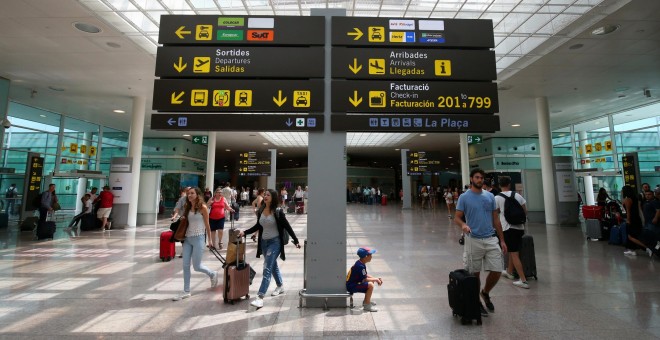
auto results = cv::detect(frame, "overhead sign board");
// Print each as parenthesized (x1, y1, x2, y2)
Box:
(237, 151, 271, 176)
(151, 114, 324, 131)
(406, 151, 441, 176)
(159, 15, 325, 45)
(331, 114, 500, 133)
(332, 17, 494, 48)
(153, 79, 324, 112)
(332, 48, 496, 81)
(156, 46, 325, 78)
(332, 80, 498, 114)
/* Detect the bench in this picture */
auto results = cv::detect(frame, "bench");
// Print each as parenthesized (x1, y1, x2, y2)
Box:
(298, 289, 354, 310)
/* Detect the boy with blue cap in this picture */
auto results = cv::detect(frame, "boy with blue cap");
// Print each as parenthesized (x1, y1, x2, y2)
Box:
(346, 247, 383, 312)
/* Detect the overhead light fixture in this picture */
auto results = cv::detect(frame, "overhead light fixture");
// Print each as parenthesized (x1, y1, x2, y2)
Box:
(113, 109, 125, 113)
(39, 114, 47, 118)
(182, 134, 190, 137)
(225, 149, 231, 151)
(511, 124, 520, 127)
(395, 149, 400, 151)
(278, 152, 283, 155)
(262, 142, 268, 145)
(420, 133, 427, 137)
(448, 156, 453, 159)
(73, 22, 102, 34)
(591, 24, 619, 36)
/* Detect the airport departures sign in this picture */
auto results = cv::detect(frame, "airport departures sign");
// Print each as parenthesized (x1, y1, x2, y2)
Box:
(152, 15, 499, 133)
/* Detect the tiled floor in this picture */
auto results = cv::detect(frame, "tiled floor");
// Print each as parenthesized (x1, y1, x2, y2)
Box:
(1, 203, 659, 339)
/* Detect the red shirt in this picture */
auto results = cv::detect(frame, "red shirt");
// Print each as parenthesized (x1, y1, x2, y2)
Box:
(98, 190, 114, 208)
(209, 197, 227, 219)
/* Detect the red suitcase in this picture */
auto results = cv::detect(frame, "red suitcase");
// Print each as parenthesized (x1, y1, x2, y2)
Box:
(160, 231, 176, 262)
(381, 195, 387, 206)
(295, 201, 304, 214)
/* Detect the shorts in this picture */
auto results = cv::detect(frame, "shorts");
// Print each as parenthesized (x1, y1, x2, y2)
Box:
(97, 207, 112, 219)
(346, 282, 369, 293)
(209, 218, 225, 231)
(503, 228, 524, 253)
(463, 235, 502, 273)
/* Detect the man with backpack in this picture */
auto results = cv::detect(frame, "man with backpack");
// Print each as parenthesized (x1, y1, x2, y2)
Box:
(5, 183, 17, 215)
(494, 176, 529, 289)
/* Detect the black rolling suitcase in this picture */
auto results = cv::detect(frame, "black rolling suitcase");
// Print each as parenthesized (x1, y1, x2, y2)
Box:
(518, 234, 538, 280)
(447, 269, 481, 325)
(36, 219, 56, 240)
(447, 234, 481, 325)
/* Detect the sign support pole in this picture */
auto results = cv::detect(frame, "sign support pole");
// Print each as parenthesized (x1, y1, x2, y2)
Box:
(305, 8, 347, 307)
(459, 133, 470, 189)
(268, 149, 276, 190)
(401, 149, 412, 209)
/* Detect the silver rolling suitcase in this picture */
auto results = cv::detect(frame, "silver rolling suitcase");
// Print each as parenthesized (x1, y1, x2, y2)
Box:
(585, 219, 602, 240)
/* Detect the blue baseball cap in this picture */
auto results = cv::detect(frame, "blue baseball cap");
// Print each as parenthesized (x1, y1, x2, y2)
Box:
(357, 247, 377, 258)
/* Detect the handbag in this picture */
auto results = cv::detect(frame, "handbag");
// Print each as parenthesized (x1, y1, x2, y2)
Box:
(173, 217, 188, 241)
(52, 202, 61, 211)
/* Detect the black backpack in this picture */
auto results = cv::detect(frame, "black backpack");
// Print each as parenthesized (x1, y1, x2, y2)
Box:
(498, 192, 526, 225)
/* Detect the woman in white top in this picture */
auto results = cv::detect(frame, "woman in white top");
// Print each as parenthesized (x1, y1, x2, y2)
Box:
(444, 187, 454, 218)
(65, 193, 92, 235)
(173, 187, 219, 301)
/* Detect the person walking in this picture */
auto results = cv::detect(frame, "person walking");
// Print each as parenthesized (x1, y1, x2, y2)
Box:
(5, 183, 17, 215)
(238, 189, 301, 308)
(454, 168, 507, 318)
(444, 187, 454, 218)
(95, 186, 114, 231)
(207, 188, 234, 250)
(39, 184, 56, 225)
(495, 176, 529, 289)
(172, 187, 219, 301)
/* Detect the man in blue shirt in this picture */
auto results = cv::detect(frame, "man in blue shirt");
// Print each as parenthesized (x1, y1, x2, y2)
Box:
(346, 247, 383, 312)
(39, 184, 56, 224)
(455, 168, 507, 317)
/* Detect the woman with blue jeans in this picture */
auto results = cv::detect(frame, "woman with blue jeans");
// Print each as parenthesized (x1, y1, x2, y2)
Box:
(173, 187, 219, 301)
(239, 189, 301, 308)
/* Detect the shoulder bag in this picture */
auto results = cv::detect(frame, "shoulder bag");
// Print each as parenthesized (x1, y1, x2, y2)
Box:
(173, 217, 188, 241)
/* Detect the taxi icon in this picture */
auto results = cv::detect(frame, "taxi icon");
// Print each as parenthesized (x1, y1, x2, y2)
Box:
(296, 96, 308, 106)
(198, 28, 210, 39)
(371, 28, 382, 40)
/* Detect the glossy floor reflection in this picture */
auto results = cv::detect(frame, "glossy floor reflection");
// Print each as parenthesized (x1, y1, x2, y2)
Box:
(1, 204, 659, 339)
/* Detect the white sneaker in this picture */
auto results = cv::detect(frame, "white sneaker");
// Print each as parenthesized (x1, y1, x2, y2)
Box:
(623, 250, 637, 256)
(210, 271, 219, 288)
(172, 292, 191, 301)
(271, 285, 285, 296)
(646, 248, 653, 258)
(501, 271, 515, 280)
(251, 297, 264, 308)
(513, 280, 530, 289)
(363, 303, 378, 312)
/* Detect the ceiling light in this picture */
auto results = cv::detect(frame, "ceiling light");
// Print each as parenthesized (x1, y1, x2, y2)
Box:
(395, 149, 400, 151)
(182, 134, 190, 137)
(225, 149, 231, 151)
(262, 142, 268, 145)
(591, 25, 619, 36)
(73, 22, 102, 34)
(511, 124, 520, 127)
(39, 114, 46, 118)
(420, 133, 427, 137)
(448, 156, 453, 159)
(278, 152, 283, 155)
(113, 109, 125, 113)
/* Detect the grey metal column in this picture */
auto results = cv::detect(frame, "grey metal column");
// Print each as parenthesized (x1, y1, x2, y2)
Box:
(459, 133, 470, 188)
(206, 132, 216, 190)
(536, 96, 558, 224)
(607, 114, 620, 171)
(95, 127, 103, 171)
(53, 115, 65, 174)
(305, 8, 347, 306)
(268, 149, 276, 190)
(400, 149, 411, 209)
(0, 78, 9, 152)
(127, 96, 145, 227)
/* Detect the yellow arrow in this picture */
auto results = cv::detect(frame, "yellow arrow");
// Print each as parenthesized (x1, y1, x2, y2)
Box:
(171, 91, 184, 104)
(173, 57, 187, 72)
(347, 28, 363, 40)
(349, 90, 362, 107)
(348, 58, 362, 74)
(175, 26, 191, 39)
(273, 90, 287, 107)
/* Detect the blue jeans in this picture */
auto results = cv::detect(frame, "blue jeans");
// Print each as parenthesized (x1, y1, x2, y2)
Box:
(181, 234, 214, 293)
(258, 237, 283, 297)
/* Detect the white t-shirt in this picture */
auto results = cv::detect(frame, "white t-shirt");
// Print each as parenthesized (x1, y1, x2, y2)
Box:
(494, 191, 527, 231)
